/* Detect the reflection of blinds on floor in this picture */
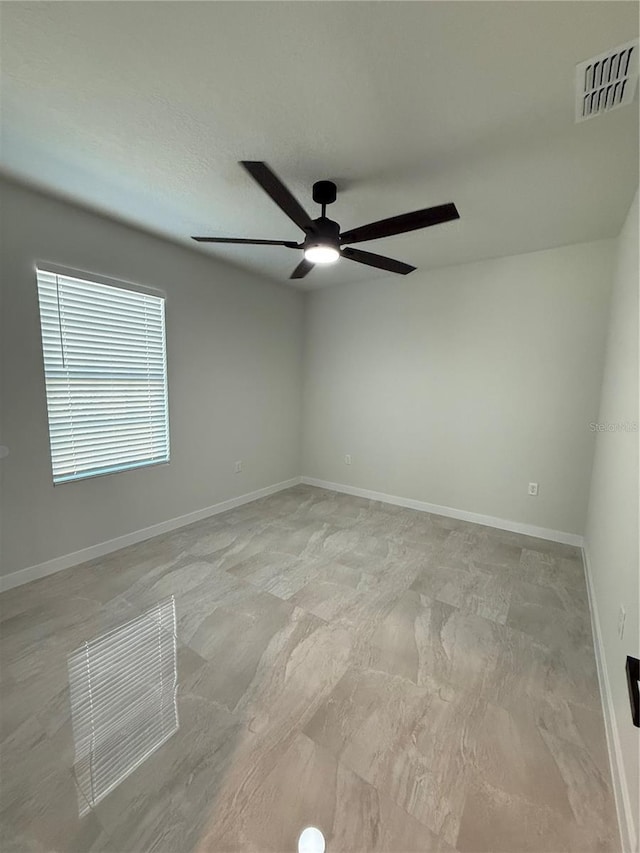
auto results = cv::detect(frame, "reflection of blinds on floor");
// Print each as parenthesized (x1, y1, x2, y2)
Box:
(68, 597, 179, 814)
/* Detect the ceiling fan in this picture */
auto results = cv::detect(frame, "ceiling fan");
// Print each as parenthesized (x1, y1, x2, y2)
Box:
(192, 161, 460, 279)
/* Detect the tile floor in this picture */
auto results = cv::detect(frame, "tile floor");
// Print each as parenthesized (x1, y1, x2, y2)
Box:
(0, 485, 618, 852)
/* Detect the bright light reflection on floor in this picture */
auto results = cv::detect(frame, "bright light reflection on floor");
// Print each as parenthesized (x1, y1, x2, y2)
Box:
(298, 826, 326, 853)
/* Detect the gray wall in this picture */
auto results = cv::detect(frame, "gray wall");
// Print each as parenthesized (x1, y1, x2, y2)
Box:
(585, 190, 639, 851)
(0, 179, 304, 577)
(302, 239, 615, 535)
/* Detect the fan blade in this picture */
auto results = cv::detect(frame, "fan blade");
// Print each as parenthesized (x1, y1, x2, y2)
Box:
(240, 161, 314, 233)
(192, 237, 299, 247)
(341, 247, 416, 275)
(290, 258, 315, 279)
(340, 202, 459, 245)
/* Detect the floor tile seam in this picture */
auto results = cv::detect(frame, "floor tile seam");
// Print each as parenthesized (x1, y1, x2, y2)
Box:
(301, 728, 457, 848)
(479, 695, 611, 773)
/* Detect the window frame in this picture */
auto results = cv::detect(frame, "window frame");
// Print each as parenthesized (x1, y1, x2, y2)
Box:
(35, 262, 171, 486)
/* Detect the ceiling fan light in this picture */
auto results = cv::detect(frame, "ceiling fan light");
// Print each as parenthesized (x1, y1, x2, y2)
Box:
(304, 245, 340, 264)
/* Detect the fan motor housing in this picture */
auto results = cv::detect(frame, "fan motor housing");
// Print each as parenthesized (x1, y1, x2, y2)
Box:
(306, 216, 340, 249)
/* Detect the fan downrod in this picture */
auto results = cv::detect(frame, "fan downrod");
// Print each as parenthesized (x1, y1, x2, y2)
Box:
(312, 180, 337, 210)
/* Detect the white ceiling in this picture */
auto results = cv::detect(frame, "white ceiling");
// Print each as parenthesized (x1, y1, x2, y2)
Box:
(1, 1, 638, 289)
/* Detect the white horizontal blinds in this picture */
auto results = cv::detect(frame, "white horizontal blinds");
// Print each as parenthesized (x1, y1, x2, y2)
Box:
(36, 269, 169, 484)
(68, 597, 179, 814)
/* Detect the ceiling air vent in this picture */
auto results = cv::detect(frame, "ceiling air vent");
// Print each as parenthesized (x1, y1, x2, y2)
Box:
(575, 40, 639, 122)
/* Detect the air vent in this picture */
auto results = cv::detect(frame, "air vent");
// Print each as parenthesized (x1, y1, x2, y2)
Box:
(576, 40, 639, 122)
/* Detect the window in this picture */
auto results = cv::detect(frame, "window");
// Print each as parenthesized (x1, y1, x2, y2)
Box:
(36, 267, 170, 484)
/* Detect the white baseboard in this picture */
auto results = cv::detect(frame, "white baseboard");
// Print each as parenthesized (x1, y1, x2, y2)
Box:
(0, 477, 302, 593)
(582, 545, 636, 853)
(301, 476, 583, 547)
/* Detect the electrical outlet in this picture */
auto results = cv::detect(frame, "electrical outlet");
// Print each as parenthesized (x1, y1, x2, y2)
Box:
(344, 454, 352, 465)
(234, 460, 243, 474)
(618, 606, 626, 640)
(528, 482, 538, 496)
